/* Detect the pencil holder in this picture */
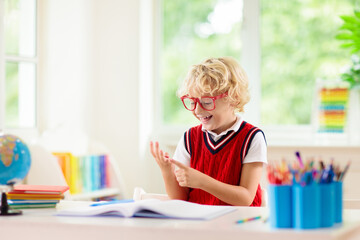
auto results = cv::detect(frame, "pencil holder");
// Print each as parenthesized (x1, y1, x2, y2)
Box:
(292, 184, 320, 229)
(268, 184, 292, 228)
(334, 181, 343, 223)
(319, 183, 335, 227)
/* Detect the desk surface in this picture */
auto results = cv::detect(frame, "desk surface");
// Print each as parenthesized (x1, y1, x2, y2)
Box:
(1, 205, 360, 240)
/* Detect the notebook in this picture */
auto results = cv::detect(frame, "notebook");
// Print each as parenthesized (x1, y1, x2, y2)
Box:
(56, 199, 236, 220)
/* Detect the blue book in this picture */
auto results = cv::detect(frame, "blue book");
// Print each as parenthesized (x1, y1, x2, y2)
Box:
(80, 156, 88, 193)
(91, 155, 100, 191)
(85, 156, 93, 192)
(99, 155, 106, 189)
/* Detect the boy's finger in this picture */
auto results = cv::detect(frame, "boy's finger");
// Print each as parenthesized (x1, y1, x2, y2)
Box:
(170, 159, 187, 169)
(154, 141, 161, 159)
(149, 141, 157, 158)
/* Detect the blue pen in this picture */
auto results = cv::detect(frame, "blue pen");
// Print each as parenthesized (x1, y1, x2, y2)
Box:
(90, 199, 134, 207)
(320, 165, 335, 184)
(320, 168, 328, 184)
(327, 165, 335, 183)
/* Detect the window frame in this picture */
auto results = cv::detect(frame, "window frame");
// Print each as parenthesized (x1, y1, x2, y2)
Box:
(152, 0, 359, 147)
(0, 0, 40, 141)
(241, 0, 315, 146)
(0, 0, 5, 132)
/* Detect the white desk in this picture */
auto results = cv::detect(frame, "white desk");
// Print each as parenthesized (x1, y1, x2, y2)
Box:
(1, 206, 360, 240)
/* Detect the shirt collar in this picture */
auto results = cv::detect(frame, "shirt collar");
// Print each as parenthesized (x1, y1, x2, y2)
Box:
(201, 113, 243, 138)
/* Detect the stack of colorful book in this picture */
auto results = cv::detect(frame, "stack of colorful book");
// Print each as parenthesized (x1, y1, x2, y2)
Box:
(52, 152, 111, 194)
(318, 86, 349, 133)
(7, 185, 69, 209)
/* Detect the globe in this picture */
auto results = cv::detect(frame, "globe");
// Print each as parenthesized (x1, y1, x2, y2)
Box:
(0, 134, 31, 186)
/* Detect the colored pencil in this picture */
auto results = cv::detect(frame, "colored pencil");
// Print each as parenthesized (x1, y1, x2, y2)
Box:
(339, 161, 351, 181)
(236, 216, 261, 224)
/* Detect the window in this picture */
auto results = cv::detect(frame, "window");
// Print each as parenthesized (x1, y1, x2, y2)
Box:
(261, 0, 355, 125)
(157, 0, 359, 145)
(0, 0, 37, 130)
(160, 0, 243, 126)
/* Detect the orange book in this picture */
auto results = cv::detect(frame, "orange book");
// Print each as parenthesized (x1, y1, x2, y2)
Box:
(53, 152, 72, 188)
(55, 155, 65, 175)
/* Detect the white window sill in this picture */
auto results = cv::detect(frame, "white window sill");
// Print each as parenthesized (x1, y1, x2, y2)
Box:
(155, 124, 360, 149)
(263, 125, 360, 147)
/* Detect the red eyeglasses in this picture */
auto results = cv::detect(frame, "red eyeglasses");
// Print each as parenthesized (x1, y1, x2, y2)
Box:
(180, 93, 228, 111)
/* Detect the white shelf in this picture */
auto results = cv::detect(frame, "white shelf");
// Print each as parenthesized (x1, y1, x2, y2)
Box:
(27, 142, 126, 201)
(70, 188, 120, 201)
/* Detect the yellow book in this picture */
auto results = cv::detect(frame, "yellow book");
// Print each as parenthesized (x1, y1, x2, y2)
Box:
(7, 193, 64, 200)
(77, 156, 83, 193)
(70, 155, 80, 194)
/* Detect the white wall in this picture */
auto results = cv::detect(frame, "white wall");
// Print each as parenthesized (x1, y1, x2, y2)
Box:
(39, 0, 93, 135)
(38, 0, 154, 198)
(90, 0, 144, 198)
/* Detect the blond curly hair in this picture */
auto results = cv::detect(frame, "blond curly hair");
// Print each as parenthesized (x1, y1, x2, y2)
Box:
(177, 57, 250, 112)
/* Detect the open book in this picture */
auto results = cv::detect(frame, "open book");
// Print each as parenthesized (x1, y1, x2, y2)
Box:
(56, 199, 236, 220)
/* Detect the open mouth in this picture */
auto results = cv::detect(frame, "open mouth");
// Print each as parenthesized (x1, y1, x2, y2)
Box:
(199, 115, 212, 123)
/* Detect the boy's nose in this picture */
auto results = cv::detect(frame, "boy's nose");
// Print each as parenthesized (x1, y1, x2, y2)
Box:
(194, 103, 204, 114)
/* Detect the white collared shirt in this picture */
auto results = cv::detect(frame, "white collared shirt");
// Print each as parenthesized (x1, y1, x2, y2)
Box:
(173, 114, 267, 167)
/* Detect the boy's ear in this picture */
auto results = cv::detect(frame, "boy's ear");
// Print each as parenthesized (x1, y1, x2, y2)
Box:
(227, 99, 237, 108)
(228, 103, 237, 111)
(230, 103, 239, 112)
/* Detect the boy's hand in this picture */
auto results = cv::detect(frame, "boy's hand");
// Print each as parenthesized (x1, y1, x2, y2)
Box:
(170, 159, 206, 189)
(150, 141, 174, 173)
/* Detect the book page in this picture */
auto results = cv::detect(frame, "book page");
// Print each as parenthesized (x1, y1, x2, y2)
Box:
(133, 200, 235, 220)
(57, 201, 139, 217)
(57, 199, 236, 220)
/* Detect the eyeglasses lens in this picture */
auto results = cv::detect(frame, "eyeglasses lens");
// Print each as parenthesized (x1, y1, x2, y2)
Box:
(199, 98, 215, 110)
(183, 98, 196, 110)
(183, 97, 215, 111)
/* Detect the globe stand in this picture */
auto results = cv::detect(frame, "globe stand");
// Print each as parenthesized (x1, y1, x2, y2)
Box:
(0, 191, 22, 216)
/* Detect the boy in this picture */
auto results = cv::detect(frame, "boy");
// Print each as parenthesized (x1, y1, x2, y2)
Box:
(150, 57, 267, 206)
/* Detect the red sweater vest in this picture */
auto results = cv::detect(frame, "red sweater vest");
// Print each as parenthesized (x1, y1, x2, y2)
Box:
(184, 121, 264, 206)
